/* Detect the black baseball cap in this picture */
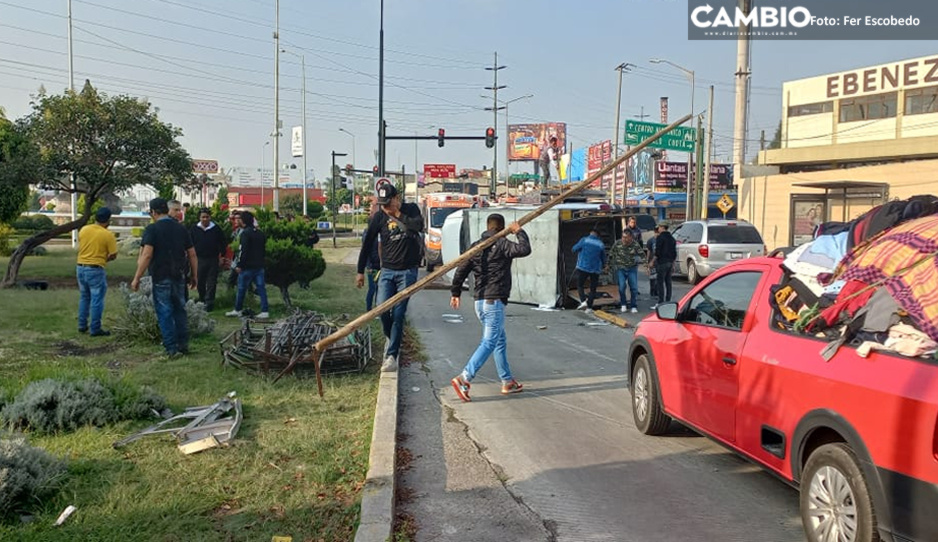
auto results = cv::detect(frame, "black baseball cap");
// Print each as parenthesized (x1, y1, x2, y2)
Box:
(376, 183, 398, 205)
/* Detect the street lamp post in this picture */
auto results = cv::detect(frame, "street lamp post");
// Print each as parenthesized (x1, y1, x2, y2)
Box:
(501, 94, 533, 186)
(650, 58, 695, 220)
(338, 128, 356, 170)
(282, 48, 308, 216)
(613, 63, 634, 208)
(330, 151, 347, 248)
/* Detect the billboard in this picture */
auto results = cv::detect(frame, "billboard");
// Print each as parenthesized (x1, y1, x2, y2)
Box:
(424, 163, 457, 178)
(507, 122, 567, 161)
(291, 126, 303, 157)
(587, 140, 612, 188)
(653, 161, 734, 192)
(192, 159, 218, 174)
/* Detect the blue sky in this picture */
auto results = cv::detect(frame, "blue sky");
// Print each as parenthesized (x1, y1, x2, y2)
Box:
(0, 0, 934, 182)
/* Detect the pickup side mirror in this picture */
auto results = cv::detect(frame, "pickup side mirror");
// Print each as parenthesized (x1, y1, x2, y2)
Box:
(656, 302, 679, 321)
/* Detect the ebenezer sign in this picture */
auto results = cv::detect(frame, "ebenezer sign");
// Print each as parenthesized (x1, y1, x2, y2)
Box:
(825, 55, 938, 98)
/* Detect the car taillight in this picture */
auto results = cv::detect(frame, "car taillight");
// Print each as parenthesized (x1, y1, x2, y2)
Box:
(698, 244, 709, 257)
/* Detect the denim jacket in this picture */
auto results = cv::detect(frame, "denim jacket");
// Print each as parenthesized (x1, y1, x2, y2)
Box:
(572, 234, 606, 274)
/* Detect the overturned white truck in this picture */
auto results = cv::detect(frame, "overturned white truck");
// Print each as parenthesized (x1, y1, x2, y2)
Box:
(441, 203, 630, 308)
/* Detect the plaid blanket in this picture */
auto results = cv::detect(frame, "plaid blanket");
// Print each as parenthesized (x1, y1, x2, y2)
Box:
(832, 215, 938, 341)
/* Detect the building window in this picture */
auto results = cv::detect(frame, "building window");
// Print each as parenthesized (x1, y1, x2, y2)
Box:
(905, 86, 938, 115)
(839, 92, 898, 123)
(787, 101, 833, 117)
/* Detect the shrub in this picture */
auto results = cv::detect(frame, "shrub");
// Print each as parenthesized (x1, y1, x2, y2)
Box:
(0, 378, 168, 434)
(0, 224, 12, 257)
(115, 277, 214, 343)
(0, 436, 67, 520)
(12, 214, 54, 232)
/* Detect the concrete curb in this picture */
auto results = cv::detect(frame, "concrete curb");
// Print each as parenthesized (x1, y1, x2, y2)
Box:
(354, 368, 398, 542)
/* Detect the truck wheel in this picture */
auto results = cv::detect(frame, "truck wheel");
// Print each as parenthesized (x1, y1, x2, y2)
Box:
(687, 260, 699, 284)
(801, 443, 879, 542)
(631, 354, 671, 435)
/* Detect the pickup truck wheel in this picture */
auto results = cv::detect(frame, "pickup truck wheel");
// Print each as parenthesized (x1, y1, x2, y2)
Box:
(801, 443, 879, 542)
(631, 354, 671, 435)
(687, 260, 700, 284)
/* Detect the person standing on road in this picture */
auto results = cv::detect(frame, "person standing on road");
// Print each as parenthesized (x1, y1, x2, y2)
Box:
(625, 216, 643, 244)
(190, 208, 227, 312)
(226, 211, 269, 319)
(608, 229, 644, 313)
(131, 198, 197, 357)
(572, 227, 606, 313)
(450, 214, 531, 402)
(356, 183, 424, 371)
(646, 226, 659, 296)
(649, 223, 677, 310)
(76, 207, 118, 336)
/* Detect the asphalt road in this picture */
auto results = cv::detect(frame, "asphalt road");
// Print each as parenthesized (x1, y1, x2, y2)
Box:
(396, 273, 805, 542)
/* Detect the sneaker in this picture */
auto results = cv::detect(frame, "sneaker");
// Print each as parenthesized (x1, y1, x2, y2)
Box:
(650, 304, 658, 310)
(225, 310, 242, 317)
(584, 308, 593, 314)
(89, 330, 111, 337)
(256, 312, 270, 319)
(620, 306, 627, 313)
(451, 375, 471, 402)
(631, 307, 639, 314)
(501, 380, 524, 395)
(381, 355, 398, 372)
(78, 327, 88, 333)
(577, 300, 588, 310)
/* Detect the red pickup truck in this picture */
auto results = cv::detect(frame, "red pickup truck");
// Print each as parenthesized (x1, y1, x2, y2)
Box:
(628, 256, 938, 542)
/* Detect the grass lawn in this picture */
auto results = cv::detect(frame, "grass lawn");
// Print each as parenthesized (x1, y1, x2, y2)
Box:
(0, 244, 385, 542)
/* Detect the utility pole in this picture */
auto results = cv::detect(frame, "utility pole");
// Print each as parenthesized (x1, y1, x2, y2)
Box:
(733, 0, 752, 199)
(68, 0, 77, 248)
(378, 0, 386, 175)
(330, 151, 347, 248)
(272, 0, 281, 212)
(613, 63, 633, 208)
(695, 115, 704, 220)
(283, 49, 308, 216)
(702, 85, 714, 219)
(485, 52, 506, 196)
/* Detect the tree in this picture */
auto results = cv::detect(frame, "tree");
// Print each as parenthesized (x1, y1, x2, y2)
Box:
(281, 193, 324, 218)
(254, 210, 326, 307)
(0, 114, 41, 225)
(769, 120, 782, 150)
(27, 191, 42, 212)
(1, 81, 192, 287)
(325, 186, 351, 218)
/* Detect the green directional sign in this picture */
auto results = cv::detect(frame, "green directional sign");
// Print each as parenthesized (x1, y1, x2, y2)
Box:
(624, 119, 696, 153)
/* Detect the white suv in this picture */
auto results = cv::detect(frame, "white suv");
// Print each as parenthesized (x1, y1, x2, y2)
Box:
(672, 219, 766, 283)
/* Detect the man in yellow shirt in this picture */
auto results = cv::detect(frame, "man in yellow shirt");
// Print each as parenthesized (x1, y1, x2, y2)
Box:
(76, 207, 118, 336)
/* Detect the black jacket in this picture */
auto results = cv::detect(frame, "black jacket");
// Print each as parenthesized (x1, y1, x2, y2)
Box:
(451, 229, 531, 302)
(190, 222, 227, 260)
(237, 226, 266, 270)
(357, 203, 424, 273)
(655, 231, 677, 262)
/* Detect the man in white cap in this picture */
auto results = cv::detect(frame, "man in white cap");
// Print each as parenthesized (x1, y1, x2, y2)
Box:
(357, 181, 425, 371)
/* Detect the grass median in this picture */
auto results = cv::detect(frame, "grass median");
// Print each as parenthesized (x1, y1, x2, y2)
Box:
(0, 244, 382, 541)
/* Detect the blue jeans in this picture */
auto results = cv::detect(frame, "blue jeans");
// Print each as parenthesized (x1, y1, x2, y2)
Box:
(152, 278, 189, 354)
(366, 269, 380, 311)
(462, 299, 512, 383)
(77, 266, 107, 333)
(616, 266, 639, 309)
(377, 267, 418, 358)
(235, 268, 269, 312)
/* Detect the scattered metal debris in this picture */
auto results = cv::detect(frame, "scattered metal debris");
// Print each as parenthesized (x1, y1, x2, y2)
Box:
(113, 392, 242, 455)
(218, 311, 372, 393)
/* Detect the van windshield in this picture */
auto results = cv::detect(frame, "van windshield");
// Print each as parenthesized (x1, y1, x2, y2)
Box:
(430, 207, 460, 228)
(708, 225, 763, 244)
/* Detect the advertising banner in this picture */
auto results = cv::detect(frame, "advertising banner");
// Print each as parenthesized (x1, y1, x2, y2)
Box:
(291, 126, 303, 158)
(507, 123, 567, 161)
(653, 161, 735, 192)
(587, 140, 612, 188)
(424, 163, 457, 178)
(192, 159, 219, 174)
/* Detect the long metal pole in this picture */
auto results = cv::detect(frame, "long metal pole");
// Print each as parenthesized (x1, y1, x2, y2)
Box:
(272, 0, 280, 212)
(274, 114, 694, 383)
(378, 0, 385, 175)
(685, 71, 695, 221)
(702, 85, 715, 219)
(301, 55, 308, 217)
(733, 0, 752, 202)
(331, 151, 337, 248)
(68, 0, 77, 248)
(492, 51, 499, 195)
(613, 66, 624, 207)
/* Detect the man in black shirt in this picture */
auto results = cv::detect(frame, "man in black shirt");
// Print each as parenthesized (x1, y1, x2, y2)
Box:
(131, 198, 198, 357)
(190, 207, 227, 311)
(649, 222, 677, 309)
(226, 211, 269, 319)
(357, 183, 424, 371)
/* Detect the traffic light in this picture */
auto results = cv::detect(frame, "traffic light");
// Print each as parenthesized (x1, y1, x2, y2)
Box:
(373, 165, 379, 176)
(437, 128, 445, 148)
(485, 127, 495, 148)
